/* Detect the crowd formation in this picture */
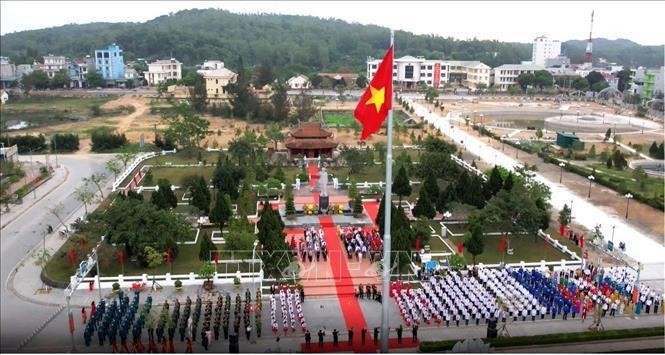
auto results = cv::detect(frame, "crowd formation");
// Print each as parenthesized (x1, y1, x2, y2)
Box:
(292, 227, 328, 262)
(392, 265, 663, 328)
(81, 289, 263, 352)
(269, 285, 308, 334)
(339, 227, 383, 263)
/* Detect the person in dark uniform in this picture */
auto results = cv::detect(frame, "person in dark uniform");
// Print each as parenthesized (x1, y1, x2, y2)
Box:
(358, 284, 364, 299)
(348, 327, 354, 345)
(412, 325, 418, 341)
(317, 329, 325, 347)
(373, 327, 379, 345)
(305, 330, 311, 348)
(201, 332, 209, 351)
(361, 327, 367, 345)
(332, 329, 339, 347)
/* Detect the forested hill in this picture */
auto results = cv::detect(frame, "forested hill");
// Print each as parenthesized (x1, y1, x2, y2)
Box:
(1, 8, 662, 76)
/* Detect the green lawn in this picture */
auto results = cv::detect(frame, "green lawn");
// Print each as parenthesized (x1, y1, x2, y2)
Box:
(587, 162, 664, 198)
(145, 151, 222, 166)
(323, 110, 410, 128)
(0, 96, 116, 129)
(44, 226, 257, 283)
(143, 166, 215, 186)
(446, 233, 575, 264)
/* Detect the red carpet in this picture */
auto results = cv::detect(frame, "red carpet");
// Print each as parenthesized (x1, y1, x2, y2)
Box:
(362, 201, 380, 224)
(301, 338, 419, 353)
(318, 216, 367, 331)
(308, 164, 319, 188)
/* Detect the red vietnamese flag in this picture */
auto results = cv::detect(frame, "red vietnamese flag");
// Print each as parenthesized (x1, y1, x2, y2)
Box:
(456, 240, 464, 253)
(354, 45, 393, 140)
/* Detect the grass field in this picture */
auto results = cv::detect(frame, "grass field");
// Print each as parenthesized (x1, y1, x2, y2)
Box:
(588, 162, 664, 199)
(426, 221, 579, 264)
(0, 96, 117, 130)
(45, 226, 257, 283)
(143, 166, 216, 186)
(323, 110, 410, 128)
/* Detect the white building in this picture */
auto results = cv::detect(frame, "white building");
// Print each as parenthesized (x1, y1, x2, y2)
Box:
(532, 36, 561, 67)
(42, 54, 68, 78)
(145, 58, 182, 85)
(287, 74, 311, 89)
(366, 56, 490, 89)
(200, 60, 225, 70)
(492, 63, 545, 91)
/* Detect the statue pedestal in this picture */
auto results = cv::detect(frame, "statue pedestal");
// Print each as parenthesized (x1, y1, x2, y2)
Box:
(319, 194, 330, 214)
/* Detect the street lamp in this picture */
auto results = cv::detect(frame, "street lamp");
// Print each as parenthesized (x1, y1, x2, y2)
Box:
(559, 162, 566, 183)
(624, 193, 633, 219)
(95, 235, 105, 301)
(515, 142, 520, 158)
(251, 240, 259, 290)
(587, 175, 595, 198)
(611, 225, 616, 245)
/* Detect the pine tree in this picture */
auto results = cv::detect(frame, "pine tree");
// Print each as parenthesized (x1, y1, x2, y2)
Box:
(352, 194, 364, 217)
(412, 187, 436, 219)
(392, 165, 412, 205)
(502, 172, 514, 191)
(464, 215, 484, 266)
(423, 173, 440, 199)
(151, 178, 177, 210)
(468, 175, 487, 208)
(285, 195, 296, 218)
(210, 192, 233, 229)
(198, 232, 216, 261)
(483, 166, 503, 200)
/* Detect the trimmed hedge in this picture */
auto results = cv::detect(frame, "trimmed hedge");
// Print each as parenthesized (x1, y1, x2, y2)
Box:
(419, 326, 664, 352)
(539, 151, 664, 211)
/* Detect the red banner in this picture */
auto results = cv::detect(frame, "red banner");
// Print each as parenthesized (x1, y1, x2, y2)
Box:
(499, 238, 507, 254)
(118, 250, 126, 266)
(456, 240, 464, 253)
(68, 249, 77, 266)
(213, 251, 219, 265)
(68, 311, 75, 334)
(166, 248, 173, 265)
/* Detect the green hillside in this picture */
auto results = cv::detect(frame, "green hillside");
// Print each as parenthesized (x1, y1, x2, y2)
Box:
(1, 8, 662, 77)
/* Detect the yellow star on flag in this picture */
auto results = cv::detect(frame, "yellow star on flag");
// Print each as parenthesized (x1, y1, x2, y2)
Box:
(365, 85, 385, 113)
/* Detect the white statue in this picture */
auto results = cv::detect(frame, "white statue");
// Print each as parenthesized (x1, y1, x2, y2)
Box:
(319, 168, 329, 196)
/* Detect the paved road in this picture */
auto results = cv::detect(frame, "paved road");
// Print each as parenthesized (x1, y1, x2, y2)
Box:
(405, 96, 665, 266)
(0, 154, 111, 352)
(495, 336, 665, 353)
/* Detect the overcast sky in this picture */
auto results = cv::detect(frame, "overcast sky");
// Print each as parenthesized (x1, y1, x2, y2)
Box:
(1, 1, 664, 45)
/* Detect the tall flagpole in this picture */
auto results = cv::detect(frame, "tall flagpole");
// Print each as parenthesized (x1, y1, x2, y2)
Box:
(380, 29, 394, 354)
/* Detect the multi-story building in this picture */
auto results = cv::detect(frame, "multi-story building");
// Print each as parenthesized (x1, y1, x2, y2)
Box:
(492, 63, 545, 91)
(94, 43, 124, 82)
(0, 57, 17, 88)
(366, 56, 490, 89)
(196, 66, 237, 100)
(446, 61, 491, 88)
(629, 66, 664, 100)
(146, 58, 182, 86)
(68, 60, 86, 88)
(124, 65, 138, 85)
(532, 35, 561, 67)
(42, 54, 68, 78)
